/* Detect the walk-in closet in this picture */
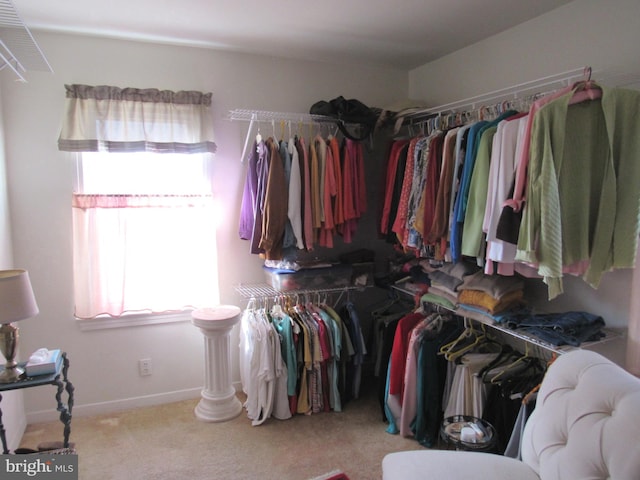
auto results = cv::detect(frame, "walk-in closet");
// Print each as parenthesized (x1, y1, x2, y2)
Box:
(230, 63, 639, 458)
(6, 1, 640, 478)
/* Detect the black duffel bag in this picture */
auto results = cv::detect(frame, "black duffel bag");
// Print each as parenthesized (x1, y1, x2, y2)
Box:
(310, 96, 380, 141)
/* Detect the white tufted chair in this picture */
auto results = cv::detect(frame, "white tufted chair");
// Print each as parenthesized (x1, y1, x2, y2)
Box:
(382, 349, 640, 480)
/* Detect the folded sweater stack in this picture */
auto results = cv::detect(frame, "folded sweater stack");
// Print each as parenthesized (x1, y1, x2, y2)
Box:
(421, 262, 525, 315)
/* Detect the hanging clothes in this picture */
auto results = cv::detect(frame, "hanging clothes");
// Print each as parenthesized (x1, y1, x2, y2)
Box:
(415, 132, 444, 248)
(239, 294, 366, 424)
(239, 139, 260, 241)
(380, 140, 409, 239)
(340, 138, 367, 243)
(428, 127, 459, 249)
(298, 136, 314, 251)
(483, 114, 528, 275)
(379, 80, 640, 302)
(382, 309, 462, 446)
(460, 124, 498, 259)
(391, 135, 424, 245)
(515, 86, 640, 298)
(340, 301, 368, 402)
(318, 137, 336, 248)
(412, 318, 462, 447)
(246, 139, 270, 255)
(271, 303, 299, 412)
(238, 304, 291, 425)
(239, 132, 369, 259)
(259, 137, 289, 260)
(287, 138, 305, 250)
(482, 360, 544, 455)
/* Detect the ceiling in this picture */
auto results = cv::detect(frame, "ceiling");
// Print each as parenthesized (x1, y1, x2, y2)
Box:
(13, 0, 575, 70)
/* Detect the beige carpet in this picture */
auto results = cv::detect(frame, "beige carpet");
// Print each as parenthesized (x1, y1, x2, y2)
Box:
(19, 383, 430, 480)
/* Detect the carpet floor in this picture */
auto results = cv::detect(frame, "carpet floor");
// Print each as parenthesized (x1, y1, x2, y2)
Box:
(19, 380, 429, 479)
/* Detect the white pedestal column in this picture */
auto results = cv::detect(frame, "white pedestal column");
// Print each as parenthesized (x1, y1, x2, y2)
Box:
(191, 305, 243, 422)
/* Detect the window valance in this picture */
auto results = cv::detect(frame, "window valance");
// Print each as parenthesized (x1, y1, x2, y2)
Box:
(58, 84, 217, 154)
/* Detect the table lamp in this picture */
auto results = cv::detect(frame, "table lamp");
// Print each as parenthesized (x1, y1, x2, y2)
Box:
(0, 269, 39, 383)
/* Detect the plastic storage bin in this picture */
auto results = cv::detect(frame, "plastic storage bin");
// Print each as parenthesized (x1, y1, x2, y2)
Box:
(264, 264, 353, 292)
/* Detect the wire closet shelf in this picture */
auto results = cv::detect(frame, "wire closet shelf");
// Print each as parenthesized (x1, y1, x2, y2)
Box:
(228, 108, 365, 162)
(234, 283, 364, 300)
(401, 66, 640, 129)
(0, 0, 53, 81)
(228, 109, 343, 124)
(406, 66, 592, 120)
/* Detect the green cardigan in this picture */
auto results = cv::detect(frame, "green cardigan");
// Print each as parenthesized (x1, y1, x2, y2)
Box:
(515, 86, 640, 299)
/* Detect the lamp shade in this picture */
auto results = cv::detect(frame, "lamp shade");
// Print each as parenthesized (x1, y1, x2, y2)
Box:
(0, 269, 39, 323)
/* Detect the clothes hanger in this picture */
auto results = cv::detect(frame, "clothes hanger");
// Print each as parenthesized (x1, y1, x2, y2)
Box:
(370, 290, 403, 317)
(446, 322, 494, 360)
(273, 293, 292, 319)
(445, 330, 487, 362)
(247, 297, 257, 312)
(487, 342, 533, 384)
(568, 66, 602, 104)
(518, 353, 557, 404)
(471, 332, 503, 354)
(477, 343, 515, 378)
(423, 312, 445, 333)
(570, 82, 601, 103)
(439, 321, 484, 361)
(439, 322, 472, 356)
(480, 348, 523, 383)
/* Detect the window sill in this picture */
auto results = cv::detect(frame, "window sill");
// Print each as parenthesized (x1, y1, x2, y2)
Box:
(76, 311, 193, 331)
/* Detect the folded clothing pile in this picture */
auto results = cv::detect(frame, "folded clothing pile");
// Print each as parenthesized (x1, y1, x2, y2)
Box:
(501, 310, 606, 347)
(456, 270, 525, 315)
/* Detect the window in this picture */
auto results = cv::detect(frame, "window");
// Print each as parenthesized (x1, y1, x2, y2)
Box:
(57, 84, 219, 322)
(72, 152, 219, 320)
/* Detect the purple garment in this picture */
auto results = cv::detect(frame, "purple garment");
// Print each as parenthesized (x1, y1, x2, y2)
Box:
(250, 140, 270, 254)
(239, 140, 259, 240)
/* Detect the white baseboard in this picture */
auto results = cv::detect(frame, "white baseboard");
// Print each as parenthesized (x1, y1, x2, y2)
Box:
(26, 387, 203, 424)
(25, 382, 244, 424)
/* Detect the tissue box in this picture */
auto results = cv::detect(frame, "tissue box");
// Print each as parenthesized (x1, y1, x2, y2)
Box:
(25, 349, 62, 377)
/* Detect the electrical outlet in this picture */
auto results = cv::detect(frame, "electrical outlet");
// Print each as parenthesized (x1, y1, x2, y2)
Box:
(139, 358, 152, 376)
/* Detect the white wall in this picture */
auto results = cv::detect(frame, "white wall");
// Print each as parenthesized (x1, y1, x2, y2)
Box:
(0, 84, 27, 451)
(409, 0, 640, 106)
(0, 32, 407, 422)
(409, 0, 640, 342)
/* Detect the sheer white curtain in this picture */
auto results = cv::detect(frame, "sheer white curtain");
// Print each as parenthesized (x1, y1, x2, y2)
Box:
(71, 194, 218, 319)
(59, 85, 219, 319)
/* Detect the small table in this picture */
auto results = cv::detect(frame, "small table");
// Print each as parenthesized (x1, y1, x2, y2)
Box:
(0, 352, 74, 454)
(440, 415, 497, 452)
